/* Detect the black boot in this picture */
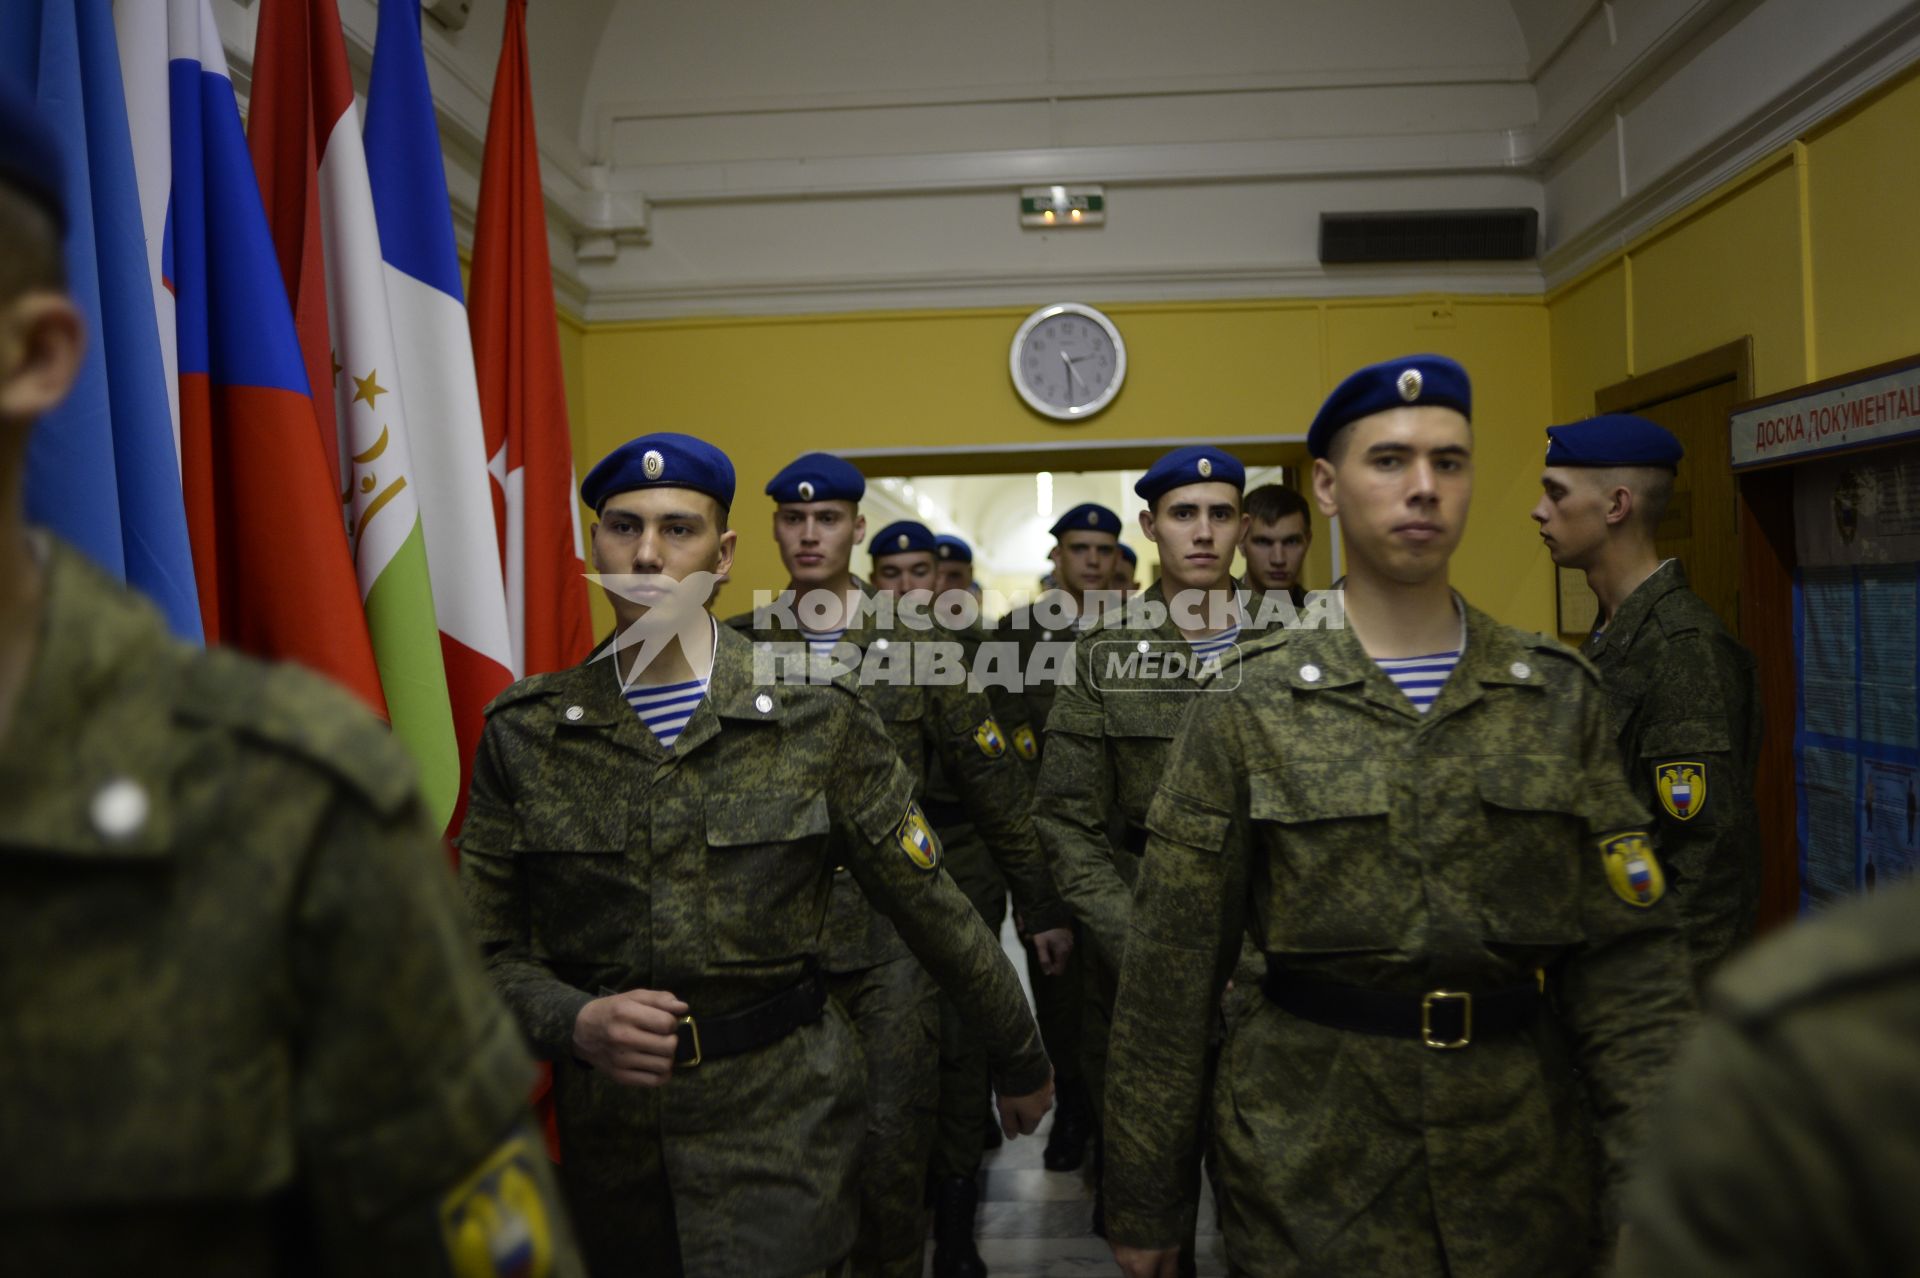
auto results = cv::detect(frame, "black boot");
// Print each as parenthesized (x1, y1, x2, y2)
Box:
(931, 1174, 989, 1278)
(1043, 1077, 1092, 1172)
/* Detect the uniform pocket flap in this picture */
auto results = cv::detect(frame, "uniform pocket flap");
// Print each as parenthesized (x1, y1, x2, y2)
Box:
(1145, 789, 1231, 850)
(1477, 761, 1581, 815)
(1637, 715, 1731, 758)
(706, 790, 831, 846)
(1249, 762, 1391, 823)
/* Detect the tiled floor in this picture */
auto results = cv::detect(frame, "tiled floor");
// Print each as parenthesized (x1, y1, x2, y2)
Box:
(915, 921, 1230, 1276)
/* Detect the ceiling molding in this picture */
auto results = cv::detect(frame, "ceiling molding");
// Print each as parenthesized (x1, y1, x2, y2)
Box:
(1543, 8, 1920, 288)
(579, 262, 1546, 323)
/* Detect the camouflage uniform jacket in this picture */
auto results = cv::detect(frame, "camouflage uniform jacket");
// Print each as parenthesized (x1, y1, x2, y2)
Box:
(1584, 559, 1761, 983)
(458, 622, 1049, 1272)
(1035, 580, 1272, 964)
(991, 592, 1090, 759)
(1104, 601, 1696, 1274)
(1, 541, 570, 1277)
(725, 592, 1067, 970)
(1623, 876, 1920, 1278)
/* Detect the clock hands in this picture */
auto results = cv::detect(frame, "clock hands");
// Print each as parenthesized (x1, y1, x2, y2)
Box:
(1060, 349, 1079, 398)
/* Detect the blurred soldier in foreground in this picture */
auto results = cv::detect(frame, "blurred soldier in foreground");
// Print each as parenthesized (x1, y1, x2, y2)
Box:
(0, 81, 581, 1277)
(460, 435, 1053, 1278)
(1533, 415, 1762, 985)
(1621, 876, 1920, 1277)
(1105, 356, 1696, 1277)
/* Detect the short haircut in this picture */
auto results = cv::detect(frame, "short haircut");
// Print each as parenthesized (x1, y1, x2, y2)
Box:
(1594, 466, 1673, 534)
(0, 184, 65, 307)
(1244, 483, 1310, 527)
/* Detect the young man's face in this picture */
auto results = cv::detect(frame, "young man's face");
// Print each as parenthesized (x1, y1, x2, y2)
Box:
(591, 487, 735, 629)
(1141, 482, 1245, 593)
(1052, 530, 1118, 594)
(870, 551, 936, 599)
(1109, 560, 1139, 594)
(1243, 512, 1310, 594)
(1313, 407, 1471, 586)
(771, 501, 863, 588)
(934, 559, 973, 597)
(1531, 468, 1612, 571)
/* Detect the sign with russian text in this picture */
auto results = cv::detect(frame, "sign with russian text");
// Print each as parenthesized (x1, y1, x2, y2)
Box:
(1732, 359, 1920, 470)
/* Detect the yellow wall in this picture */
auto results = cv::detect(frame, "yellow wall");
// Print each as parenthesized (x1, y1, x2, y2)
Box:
(572, 297, 1556, 635)
(1550, 62, 1920, 428)
(549, 60, 1920, 646)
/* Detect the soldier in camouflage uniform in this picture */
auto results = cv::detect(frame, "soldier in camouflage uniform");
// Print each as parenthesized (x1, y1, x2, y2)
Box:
(1111, 542, 1141, 595)
(1621, 875, 1920, 1277)
(1533, 414, 1762, 984)
(1035, 446, 1266, 1261)
(724, 459, 1070, 1278)
(1105, 356, 1697, 1278)
(462, 435, 1053, 1278)
(0, 85, 582, 1277)
(991, 501, 1125, 1174)
(1241, 482, 1314, 608)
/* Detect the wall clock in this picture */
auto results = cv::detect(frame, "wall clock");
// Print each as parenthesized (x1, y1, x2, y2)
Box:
(1010, 302, 1126, 420)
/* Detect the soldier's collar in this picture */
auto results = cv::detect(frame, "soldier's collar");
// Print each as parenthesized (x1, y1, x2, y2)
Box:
(709, 622, 785, 722)
(1593, 558, 1685, 655)
(0, 540, 176, 859)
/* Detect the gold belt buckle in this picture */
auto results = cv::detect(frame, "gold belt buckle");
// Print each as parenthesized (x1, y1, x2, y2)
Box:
(1420, 989, 1472, 1050)
(678, 1014, 703, 1068)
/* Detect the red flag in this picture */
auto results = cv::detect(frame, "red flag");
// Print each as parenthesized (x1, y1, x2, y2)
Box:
(470, 0, 594, 678)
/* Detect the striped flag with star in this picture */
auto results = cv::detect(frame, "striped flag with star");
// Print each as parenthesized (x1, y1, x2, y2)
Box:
(248, 0, 460, 827)
(138, 0, 387, 712)
(364, 0, 517, 843)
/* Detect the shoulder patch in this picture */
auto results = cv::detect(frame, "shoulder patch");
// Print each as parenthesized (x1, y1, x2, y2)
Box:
(1012, 723, 1039, 760)
(895, 801, 941, 872)
(1599, 830, 1666, 908)
(1654, 761, 1708, 821)
(440, 1135, 556, 1278)
(972, 716, 1007, 758)
(174, 649, 419, 819)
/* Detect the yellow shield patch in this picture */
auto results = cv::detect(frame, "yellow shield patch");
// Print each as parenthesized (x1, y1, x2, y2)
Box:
(1012, 724, 1039, 761)
(1599, 831, 1666, 908)
(973, 717, 1007, 759)
(1655, 761, 1707, 822)
(440, 1136, 554, 1278)
(896, 801, 941, 872)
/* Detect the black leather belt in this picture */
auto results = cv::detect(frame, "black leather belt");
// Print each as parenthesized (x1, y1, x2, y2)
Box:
(673, 972, 827, 1067)
(1262, 963, 1542, 1050)
(920, 797, 969, 830)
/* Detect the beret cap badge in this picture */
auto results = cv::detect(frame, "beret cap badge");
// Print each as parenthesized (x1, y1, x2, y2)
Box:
(896, 534, 909, 550)
(797, 480, 815, 501)
(642, 449, 664, 479)
(1397, 369, 1423, 402)
(1197, 457, 1213, 478)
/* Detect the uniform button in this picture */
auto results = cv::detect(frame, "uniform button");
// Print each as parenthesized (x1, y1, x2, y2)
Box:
(834, 864, 847, 874)
(565, 705, 585, 722)
(1510, 661, 1531, 679)
(1041, 630, 1054, 641)
(1137, 640, 1151, 653)
(755, 693, 774, 714)
(1299, 663, 1321, 683)
(874, 637, 889, 651)
(90, 778, 149, 841)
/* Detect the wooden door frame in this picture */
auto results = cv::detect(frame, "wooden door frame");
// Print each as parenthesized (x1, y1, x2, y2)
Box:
(1595, 338, 1797, 933)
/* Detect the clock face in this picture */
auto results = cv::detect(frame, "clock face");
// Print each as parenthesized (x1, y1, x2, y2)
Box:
(1010, 303, 1126, 420)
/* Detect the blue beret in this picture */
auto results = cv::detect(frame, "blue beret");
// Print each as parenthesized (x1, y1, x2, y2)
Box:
(581, 432, 736, 511)
(1308, 355, 1472, 459)
(1117, 544, 1138, 565)
(1048, 503, 1122, 538)
(0, 79, 67, 232)
(1135, 445, 1246, 503)
(934, 534, 972, 564)
(1544, 415, 1683, 470)
(765, 451, 866, 504)
(870, 520, 936, 557)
